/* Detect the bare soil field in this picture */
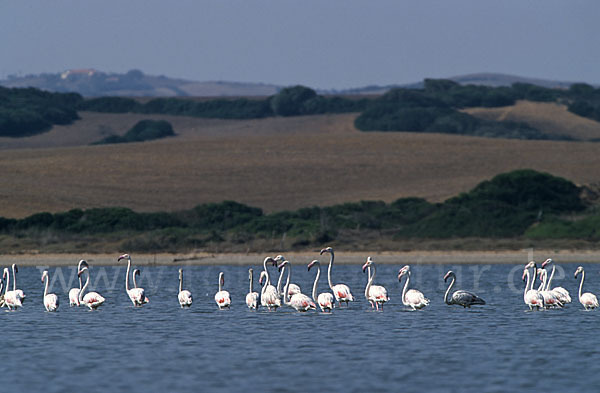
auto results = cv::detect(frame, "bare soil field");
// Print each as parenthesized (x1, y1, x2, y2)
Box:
(0, 103, 600, 219)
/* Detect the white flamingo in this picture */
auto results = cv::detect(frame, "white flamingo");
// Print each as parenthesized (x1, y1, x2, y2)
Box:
(536, 269, 563, 308)
(214, 272, 231, 309)
(69, 259, 87, 306)
(278, 260, 316, 312)
(398, 265, 429, 310)
(320, 247, 354, 306)
(274, 255, 301, 297)
(259, 257, 280, 310)
(246, 268, 259, 310)
(361, 257, 389, 310)
(41, 270, 59, 312)
(131, 269, 149, 303)
(522, 262, 544, 310)
(574, 266, 598, 310)
(308, 260, 334, 312)
(11, 264, 25, 302)
(178, 268, 193, 308)
(77, 264, 105, 310)
(118, 254, 148, 307)
(3, 267, 22, 310)
(443, 270, 486, 308)
(541, 258, 572, 304)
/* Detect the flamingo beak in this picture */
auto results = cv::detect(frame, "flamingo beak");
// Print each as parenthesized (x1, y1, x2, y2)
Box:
(362, 264, 367, 273)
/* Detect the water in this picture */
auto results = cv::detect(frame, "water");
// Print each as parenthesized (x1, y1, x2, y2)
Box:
(4, 262, 600, 392)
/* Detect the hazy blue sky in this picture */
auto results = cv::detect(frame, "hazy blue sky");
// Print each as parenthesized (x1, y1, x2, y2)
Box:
(1, 1, 598, 89)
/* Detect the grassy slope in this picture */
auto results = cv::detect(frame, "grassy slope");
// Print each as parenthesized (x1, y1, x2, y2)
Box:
(0, 103, 599, 221)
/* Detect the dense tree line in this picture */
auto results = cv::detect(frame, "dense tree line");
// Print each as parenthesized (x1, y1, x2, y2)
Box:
(2, 170, 595, 251)
(92, 119, 175, 144)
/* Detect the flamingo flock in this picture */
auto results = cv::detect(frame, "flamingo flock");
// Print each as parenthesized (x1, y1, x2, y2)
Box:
(1, 250, 599, 313)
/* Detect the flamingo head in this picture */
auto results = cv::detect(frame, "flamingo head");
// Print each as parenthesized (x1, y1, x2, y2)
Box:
(362, 257, 374, 273)
(443, 270, 455, 282)
(574, 266, 584, 278)
(134, 269, 141, 278)
(524, 260, 536, 270)
(521, 269, 529, 282)
(319, 247, 333, 255)
(41, 270, 48, 282)
(537, 268, 547, 279)
(398, 265, 410, 279)
(277, 261, 288, 272)
(248, 268, 253, 279)
(307, 260, 320, 271)
(118, 253, 130, 262)
(274, 255, 285, 264)
(541, 258, 553, 268)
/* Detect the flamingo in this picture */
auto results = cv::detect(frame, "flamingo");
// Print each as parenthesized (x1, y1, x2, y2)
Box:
(574, 266, 598, 310)
(178, 268, 193, 308)
(259, 257, 280, 311)
(522, 262, 545, 310)
(41, 270, 59, 312)
(308, 260, 334, 312)
(246, 268, 259, 310)
(11, 264, 25, 302)
(398, 265, 429, 310)
(214, 272, 231, 309)
(118, 254, 148, 307)
(443, 270, 486, 308)
(361, 257, 389, 310)
(3, 267, 22, 310)
(77, 263, 105, 310)
(541, 258, 572, 304)
(320, 247, 354, 306)
(69, 259, 87, 306)
(132, 269, 150, 303)
(274, 255, 301, 297)
(536, 269, 564, 309)
(277, 260, 316, 312)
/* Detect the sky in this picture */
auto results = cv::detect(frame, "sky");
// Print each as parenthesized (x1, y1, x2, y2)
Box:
(1, 1, 598, 90)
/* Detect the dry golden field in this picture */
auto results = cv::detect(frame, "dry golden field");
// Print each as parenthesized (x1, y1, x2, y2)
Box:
(1, 102, 600, 219)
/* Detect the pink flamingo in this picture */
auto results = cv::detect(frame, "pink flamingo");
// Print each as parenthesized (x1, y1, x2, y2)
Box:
(574, 266, 598, 310)
(362, 257, 389, 310)
(246, 268, 259, 310)
(320, 247, 354, 306)
(118, 254, 149, 307)
(274, 255, 301, 298)
(522, 261, 544, 310)
(214, 272, 231, 309)
(541, 258, 572, 304)
(536, 269, 563, 308)
(398, 265, 429, 310)
(308, 260, 334, 312)
(3, 267, 22, 310)
(41, 270, 59, 312)
(11, 264, 25, 302)
(178, 268, 193, 308)
(77, 263, 106, 310)
(69, 259, 87, 306)
(277, 260, 316, 312)
(259, 257, 280, 310)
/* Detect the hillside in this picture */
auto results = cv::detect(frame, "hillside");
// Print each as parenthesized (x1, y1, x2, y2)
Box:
(1, 105, 600, 219)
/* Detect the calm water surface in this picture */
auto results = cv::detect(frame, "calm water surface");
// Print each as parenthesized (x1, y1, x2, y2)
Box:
(4, 262, 600, 392)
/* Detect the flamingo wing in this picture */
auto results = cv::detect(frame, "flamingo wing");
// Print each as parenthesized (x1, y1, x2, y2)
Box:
(44, 294, 59, 312)
(215, 290, 231, 308)
(178, 290, 193, 307)
(83, 292, 105, 309)
(406, 289, 428, 309)
(290, 294, 316, 312)
(128, 288, 147, 306)
(332, 284, 353, 302)
(68, 288, 81, 306)
(551, 287, 571, 303)
(581, 292, 599, 309)
(317, 292, 334, 311)
(246, 292, 259, 309)
(452, 290, 485, 307)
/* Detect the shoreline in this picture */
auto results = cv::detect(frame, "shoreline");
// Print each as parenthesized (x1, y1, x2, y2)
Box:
(3, 249, 600, 267)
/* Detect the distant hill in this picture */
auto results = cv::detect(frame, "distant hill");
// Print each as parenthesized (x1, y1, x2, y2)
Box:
(1, 69, 590, 97)
(0, 69, 280, 97)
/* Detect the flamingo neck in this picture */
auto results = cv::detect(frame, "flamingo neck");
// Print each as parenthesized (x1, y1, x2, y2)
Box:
(402, 272, 411, 305)
(365, 265, 375, 299)
(125, 258, 131, 292)
(43, 275, 49, 298)
(262, 259, 271, 286)
(444, 276, 455, 305)
(523, 270, 531, 300)
(79, 271, 90, 302)
(4, 270, 9, 296)
(327, 252, 334, 290)
(12, 265, 16, 291)
(218, 274, 223, 292)
(530, 265, 537, 292)
(179, 272, 183, 293)
(537, 270, 546, 291)
(311, 264, 320, 302)
(276, 266, 285, 296)
(579, 270, 585, 301)
(547, 264, 556, 290)
(283, 265, 291, 305)
(249, 272, 253, 293)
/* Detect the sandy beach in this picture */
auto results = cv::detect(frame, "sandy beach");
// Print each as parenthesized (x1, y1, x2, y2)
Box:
(3, 249, 600, 267)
